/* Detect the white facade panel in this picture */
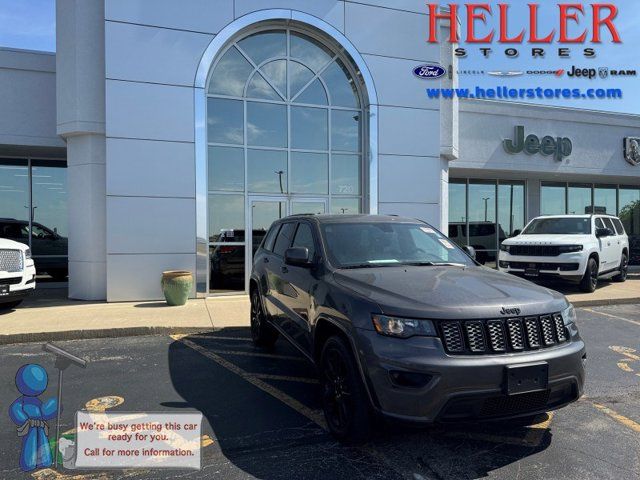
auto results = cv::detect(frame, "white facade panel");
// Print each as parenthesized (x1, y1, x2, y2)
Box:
(105, 0, 234, 34)
(0, 49, 62, 148)
(378, 106, 440, 157)
(362, 54, 438, 110)
(106, 80, 194, 142)
(105, 22, 212, 87)
(378, 202, 441, 224)
(106, 138, 195, 198)
(107, 197, 195, 254)
(235, 0, 345, 32)
(379, 155, 442, 204)
(107, 254, 196, 301)
(454, 100, 640, 180)
(344, 0, 428, 14)
(345, 3, 438, 61)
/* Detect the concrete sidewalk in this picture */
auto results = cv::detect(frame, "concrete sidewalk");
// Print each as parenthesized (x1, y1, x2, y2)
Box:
(0, 274, 638, 345)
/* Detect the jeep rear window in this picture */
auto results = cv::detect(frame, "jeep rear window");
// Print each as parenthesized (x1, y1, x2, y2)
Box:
(522, 218, 591, 235)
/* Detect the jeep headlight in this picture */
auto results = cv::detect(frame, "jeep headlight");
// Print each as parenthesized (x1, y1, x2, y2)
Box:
(561, 304, 577, 326)
(25, 248, 31, 260)
(372, 315, 436, 338)
(499, 244, 510, 253)
(558, 245, 583, 253)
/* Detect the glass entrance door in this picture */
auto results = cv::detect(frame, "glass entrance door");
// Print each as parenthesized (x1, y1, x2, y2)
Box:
(246, 197, 288, 291)
(243, 197, 328, 292)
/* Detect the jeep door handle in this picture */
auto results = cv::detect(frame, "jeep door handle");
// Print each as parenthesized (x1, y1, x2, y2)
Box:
(281, 266, 288, 274)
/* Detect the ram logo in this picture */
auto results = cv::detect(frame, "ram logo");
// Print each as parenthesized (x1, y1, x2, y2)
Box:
(413, 64, 446, 79)
(500, 306, 521, 316)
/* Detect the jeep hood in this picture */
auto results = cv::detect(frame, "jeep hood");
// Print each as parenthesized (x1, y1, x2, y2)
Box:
(333, 265, 568, 320)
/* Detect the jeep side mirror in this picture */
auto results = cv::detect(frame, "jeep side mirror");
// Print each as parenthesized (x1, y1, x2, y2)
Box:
(511, 229, 521, 237)
(464, 246, 476, 260)
(596, 227, 613, 238)
(284, 247, 312, 267)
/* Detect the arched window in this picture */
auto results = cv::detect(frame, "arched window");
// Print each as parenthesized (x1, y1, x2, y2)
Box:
(206, 27, 365, 293)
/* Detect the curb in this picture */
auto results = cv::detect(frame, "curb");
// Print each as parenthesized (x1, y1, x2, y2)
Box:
(0, 326, 214, 346)
(571, 297, 640, 307)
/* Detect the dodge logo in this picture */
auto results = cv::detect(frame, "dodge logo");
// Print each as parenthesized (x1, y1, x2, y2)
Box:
(500, 307, 521, 316)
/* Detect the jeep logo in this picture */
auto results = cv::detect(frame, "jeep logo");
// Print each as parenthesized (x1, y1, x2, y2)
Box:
(500, 307, 521, 316)
(503, 125, 572, 162)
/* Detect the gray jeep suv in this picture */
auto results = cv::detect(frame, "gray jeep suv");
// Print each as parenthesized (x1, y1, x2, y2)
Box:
(250, 214, 586, 442)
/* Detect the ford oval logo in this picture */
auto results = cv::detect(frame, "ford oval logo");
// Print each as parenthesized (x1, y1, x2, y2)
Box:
(413, 64, 446, 79)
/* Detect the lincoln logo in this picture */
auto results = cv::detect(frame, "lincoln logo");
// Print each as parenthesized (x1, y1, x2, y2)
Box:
(500, 307, 521, 315)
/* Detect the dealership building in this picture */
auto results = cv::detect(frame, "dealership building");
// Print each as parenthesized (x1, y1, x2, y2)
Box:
(1, 1, 639, 302)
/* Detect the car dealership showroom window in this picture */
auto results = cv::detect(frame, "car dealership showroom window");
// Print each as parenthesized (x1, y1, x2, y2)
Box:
(206, 28, 365, 294)
(0, 159, 68, 281)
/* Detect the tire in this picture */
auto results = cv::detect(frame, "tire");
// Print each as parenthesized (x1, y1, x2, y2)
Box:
(612, 252, 629, 283)
(250, 288, 278, 348)
(579, 257, 598, 293)
(320, 335, 373, 443)
(0, 300, 22, 310)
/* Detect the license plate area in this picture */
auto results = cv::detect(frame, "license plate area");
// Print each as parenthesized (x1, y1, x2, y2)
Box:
(0, 285, 9, 296)
(524, 268, 539, 277)
(505, 363, 548, 395)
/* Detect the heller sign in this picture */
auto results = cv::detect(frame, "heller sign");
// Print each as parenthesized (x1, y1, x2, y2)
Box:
(503, 126, 572, 162)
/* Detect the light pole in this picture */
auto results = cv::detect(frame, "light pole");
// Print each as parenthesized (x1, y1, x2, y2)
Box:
(482, 197, 490, 222)
(274, 170, 284, 217)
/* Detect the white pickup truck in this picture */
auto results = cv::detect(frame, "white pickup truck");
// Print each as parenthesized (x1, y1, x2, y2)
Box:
(0, 238, 36, 309)
(498, 214, 629, 292)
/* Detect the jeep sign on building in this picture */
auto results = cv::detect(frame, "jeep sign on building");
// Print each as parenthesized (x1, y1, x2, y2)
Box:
(0, 1, 638, 302)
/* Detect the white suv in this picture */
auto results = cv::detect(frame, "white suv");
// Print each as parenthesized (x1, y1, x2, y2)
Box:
(0, 238, 36, 309)
(498, 215, 629, 292)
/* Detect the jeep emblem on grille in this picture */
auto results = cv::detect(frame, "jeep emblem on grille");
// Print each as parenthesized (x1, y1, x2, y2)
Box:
(500, 307, 521, 315)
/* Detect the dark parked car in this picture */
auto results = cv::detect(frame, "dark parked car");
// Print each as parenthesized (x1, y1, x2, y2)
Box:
(210, 229, 269, 289)
(0, 218, 68, 280)
(250, 214, 586, 442)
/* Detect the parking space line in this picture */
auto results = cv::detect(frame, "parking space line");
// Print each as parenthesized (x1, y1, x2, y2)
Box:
(170, 335, 306, 362)
(609, 345, 640, 361)
(591, 402, 640, 433)
(581, 308, 640, 327)
(253, 373, 319, 384)
(444, 412, 553, 447)
(523, 412, 554, 446)
(195, 335, 252, 342)
(177, 337, 328, 431)
(617, 362, 634, 372)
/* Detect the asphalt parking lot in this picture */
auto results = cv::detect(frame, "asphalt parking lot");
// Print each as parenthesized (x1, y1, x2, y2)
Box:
(0, 304, 638, 480)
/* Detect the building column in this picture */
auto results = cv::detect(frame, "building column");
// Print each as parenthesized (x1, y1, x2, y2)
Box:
(56, 0, 106, 299)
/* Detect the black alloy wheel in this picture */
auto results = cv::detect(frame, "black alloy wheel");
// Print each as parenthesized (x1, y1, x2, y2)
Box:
(580, 257, 598, 293)
(320, 336, 372, 443)
(250, 289, 278, 347)
(613, 253, 629, 282)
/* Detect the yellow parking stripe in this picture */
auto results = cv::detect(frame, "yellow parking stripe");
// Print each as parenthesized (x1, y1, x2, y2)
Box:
(523, 412, 554, 446)
(177, 337, 328, 431)
(582, 308, 640, 327)
(617, 361, 634, 373)
(445, 412, 553, 447)
(591, 402, 640, 433)
(609, 345, 640, 361)
(253, 373, 319, 384)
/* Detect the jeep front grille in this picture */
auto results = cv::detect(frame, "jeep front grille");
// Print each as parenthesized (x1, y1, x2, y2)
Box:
(0, 249, 23, 273)
(439, 313, 569, 355)
(508, 245, 560, 256)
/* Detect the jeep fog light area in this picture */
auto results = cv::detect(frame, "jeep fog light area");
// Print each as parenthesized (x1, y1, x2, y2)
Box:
(499, 214, 629, 292)
(0, 238, 36, 309)
(250, 214, 586, 443)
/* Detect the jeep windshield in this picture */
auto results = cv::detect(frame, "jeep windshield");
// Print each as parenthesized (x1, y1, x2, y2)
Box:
(320, 222, 475, 269)
(522, 217, 591, 235)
